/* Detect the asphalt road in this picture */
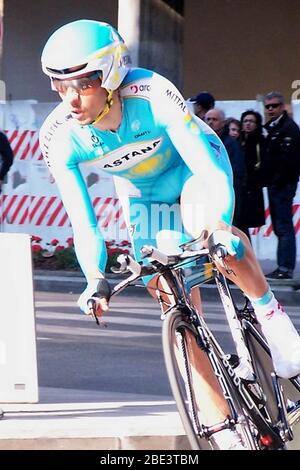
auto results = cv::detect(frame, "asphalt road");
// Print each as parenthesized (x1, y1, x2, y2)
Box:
(3, 290, 298, 450)
(35, 290, 300, 399)
(36, 290, 170, 398)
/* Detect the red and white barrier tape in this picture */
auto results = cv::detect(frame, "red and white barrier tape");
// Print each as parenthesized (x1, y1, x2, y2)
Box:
(5, 130, 42, 161)
(0, 195, 127, 229)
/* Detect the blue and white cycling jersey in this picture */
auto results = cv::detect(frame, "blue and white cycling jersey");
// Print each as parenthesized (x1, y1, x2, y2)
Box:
(39, 68, 234, 283)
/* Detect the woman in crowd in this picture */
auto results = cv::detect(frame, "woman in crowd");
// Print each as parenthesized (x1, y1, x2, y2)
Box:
(226, 117, 242, 140)
(239, 110, 266, 240)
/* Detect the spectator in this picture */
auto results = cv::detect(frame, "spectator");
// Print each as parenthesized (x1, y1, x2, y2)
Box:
(226, 117, 241, 140)
(0, 131, 14, 193)
(189, 91, 215, 119)
(264, 92, 300, 280)
(205, 108, 246, 231)
(238, 110, 266, 240)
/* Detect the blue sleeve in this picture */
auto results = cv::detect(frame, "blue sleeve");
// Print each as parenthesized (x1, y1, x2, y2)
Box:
(39, 109, 107, 282)
(148, 72, 235, 228)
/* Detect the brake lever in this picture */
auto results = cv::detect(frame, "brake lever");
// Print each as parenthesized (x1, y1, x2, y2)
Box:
(212, 245, 234, 275)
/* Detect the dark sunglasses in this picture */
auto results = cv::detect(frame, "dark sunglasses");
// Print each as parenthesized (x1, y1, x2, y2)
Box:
(51, 71, 102, 96)
(265, 103, 282, 110)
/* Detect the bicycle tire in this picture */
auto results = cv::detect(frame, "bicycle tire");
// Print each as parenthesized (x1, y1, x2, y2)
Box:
(162, 309, 259, 450)
(162, 309, 212, 450)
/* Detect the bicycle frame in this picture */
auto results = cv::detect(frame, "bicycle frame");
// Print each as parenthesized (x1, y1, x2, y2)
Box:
(92, 241, 300, 450)
(158, 262, 285, 448)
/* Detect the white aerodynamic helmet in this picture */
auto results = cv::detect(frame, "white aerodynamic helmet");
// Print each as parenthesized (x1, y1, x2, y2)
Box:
(41, 19, 131, 90)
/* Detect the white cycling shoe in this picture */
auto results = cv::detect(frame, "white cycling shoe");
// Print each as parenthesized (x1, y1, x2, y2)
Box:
(211, 428, 247, 450)
(255, 302, 300, 379)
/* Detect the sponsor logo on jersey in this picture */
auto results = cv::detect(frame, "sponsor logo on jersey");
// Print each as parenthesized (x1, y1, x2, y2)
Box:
(134, 130, 151, 139)
(165, 89, 187, 113)
(41, 114, 72, 168)
(130, 84, 151, 94)
(91, 134, 104, 148)
(101, 138, 162, 171)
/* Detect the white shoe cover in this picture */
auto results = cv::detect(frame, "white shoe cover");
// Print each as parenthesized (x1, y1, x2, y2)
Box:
(256, 302, 300, 379)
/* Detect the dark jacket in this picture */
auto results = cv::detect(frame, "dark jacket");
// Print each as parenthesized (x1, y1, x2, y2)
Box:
(220, 130, 246, 184)
(264, 111, 300, 187)
(0, 132, 14, 181)
(239, 131, 266, 228)
(220, 129, 246, 228)
(241, 132, 266, 190)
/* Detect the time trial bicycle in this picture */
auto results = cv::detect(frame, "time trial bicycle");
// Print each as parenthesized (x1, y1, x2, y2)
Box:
(88, 235, 300, 450)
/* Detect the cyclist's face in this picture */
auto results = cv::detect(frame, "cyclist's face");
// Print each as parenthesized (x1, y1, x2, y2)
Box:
(53, 72, 107, 125)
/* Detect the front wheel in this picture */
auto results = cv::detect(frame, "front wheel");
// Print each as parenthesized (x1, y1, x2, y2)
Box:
(162, 309, 260, 450)
(162, 309, 212, 449)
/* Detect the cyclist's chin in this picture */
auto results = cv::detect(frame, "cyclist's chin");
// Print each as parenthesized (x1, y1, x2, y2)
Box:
(72, 112, 92, 125)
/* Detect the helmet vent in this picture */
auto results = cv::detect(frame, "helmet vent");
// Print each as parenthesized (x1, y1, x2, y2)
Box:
(46, 63, 88, 75)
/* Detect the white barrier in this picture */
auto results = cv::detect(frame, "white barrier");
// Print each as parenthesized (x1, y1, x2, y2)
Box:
(0, 233, 38, 403)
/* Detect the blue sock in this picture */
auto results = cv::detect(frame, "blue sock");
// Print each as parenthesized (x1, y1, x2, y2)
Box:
(248, 287, 273, 307)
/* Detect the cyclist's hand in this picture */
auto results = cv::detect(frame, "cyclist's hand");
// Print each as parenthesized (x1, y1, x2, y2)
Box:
(77, 278, 111, 316)
(208, 229, 245, 260)
(87, 296, 109, 317)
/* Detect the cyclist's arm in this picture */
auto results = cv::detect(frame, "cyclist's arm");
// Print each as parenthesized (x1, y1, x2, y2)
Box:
(149, 73, 234, 230)
(39, 115, 107, 285)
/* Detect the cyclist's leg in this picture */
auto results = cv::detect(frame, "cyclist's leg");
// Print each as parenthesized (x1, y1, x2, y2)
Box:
(147, 273, 230, 424)
(214, 224, 268, 297)
(179, 170, 300, 380)
(213, 225, 300, 380)
(124, 170, 246, 448)
(151, 275, 247, 449)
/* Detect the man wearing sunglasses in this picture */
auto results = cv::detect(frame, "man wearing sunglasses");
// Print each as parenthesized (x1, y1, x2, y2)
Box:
(264, 92, 300, 281)
(39, 21, 300, 450)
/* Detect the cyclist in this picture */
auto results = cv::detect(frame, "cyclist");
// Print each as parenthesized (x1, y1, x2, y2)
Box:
(40, 19, 300, 449)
